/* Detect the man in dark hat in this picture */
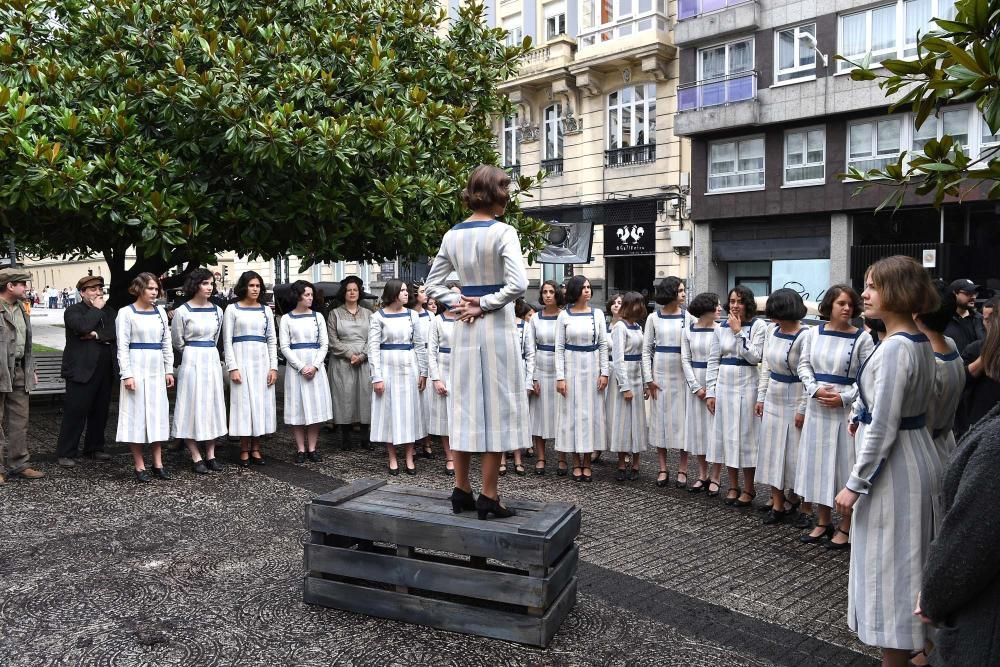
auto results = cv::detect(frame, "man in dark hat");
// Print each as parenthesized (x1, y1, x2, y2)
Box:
(55, 275, 116, 467)
(945, 278, 986, 355)
(0, 268, 43, 483)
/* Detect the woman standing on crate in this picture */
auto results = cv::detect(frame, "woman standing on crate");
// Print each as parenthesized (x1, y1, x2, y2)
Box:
(223, 271, 278, 467)
(326, 276, 372, 451)
(424, 165, 530, 519)
(607, 292, 648, 480)
(681, 292, 721, 495)
(115, 273, 175, 482)
(528, 280, 566, 476)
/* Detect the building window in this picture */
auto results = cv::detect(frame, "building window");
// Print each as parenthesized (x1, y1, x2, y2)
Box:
(981, 113, 1000, 156)
(775, 23, 817, 83)
(912, 107, 969, 154)
(698, 38, 754, 81)
(545, 1, 567, 39)
(784, 128, 825, 185)
(708, 136, 765, 193)
(502, 114, 520, 167)
(606, 83, 657, 167)
(579, 0, 668, 47)
(543, 104, 563, 174)
(848, 117, 902, 171)
(503, 15, 523, 47)
(838, 0, 956, 72)
(543, 263, 568, 283)
(334, 261, 345, 282)
(678, 37, 756, 111)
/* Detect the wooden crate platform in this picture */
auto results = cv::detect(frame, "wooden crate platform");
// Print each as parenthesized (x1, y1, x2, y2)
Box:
(303, 479, 581, 647)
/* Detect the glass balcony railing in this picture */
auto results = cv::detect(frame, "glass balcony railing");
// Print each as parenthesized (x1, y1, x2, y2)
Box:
(678, 0, 754, 21)
(677, 71, 757, 112)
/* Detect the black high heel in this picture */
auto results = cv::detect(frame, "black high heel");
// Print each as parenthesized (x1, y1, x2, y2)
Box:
(534, 459, 546, 475)
(733, 491, 756, 508)
(556, 461, 568, 477)
(706, 480, 721, 497)
(239, 451, 251, 468)
(724, 487, 741, 506)
(655, 470, 669, 488)
(688, 478, 707, 493)
(800, 523, 834, 544)
(476, 494, 516, 520)
(450, 488, 476, 514)
(825, 527, 852, 551)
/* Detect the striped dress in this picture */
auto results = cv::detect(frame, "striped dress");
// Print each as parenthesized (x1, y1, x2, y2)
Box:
(115, 304, 174, 444)
(426, 313, 457, 437)
(643, 311, 693, 451)
(518, 319, 536, 401)
(528, 314, 560, 439)
(607, 320, 647, 453)
(847, 332, 941, 651)
(927, 339, 966, 467)
(279, 311, 334, 426)
(705, 319, 766, 468)
(368, 309, 428, 445)
(423, 219, 529, 453)
(555, 308, 610, 454)
(326, 305, 372, 425)
(681, 324, 717, 456)
(755, 325, 808, 490)
(795, 324, 873, 508)
(223, 304, 278, 438)
(171, 302, 226, 441)
(414, 310, 433, 434)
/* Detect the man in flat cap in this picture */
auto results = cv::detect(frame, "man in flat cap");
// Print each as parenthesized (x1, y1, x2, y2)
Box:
(0, 268, 44, 483)
(55, 275, 116, 467)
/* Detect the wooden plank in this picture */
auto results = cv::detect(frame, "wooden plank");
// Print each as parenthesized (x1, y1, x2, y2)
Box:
(357, 489, 528, 526)
(322, 499, 523, 534)
(517, 502, 576, 536)
(312, 479, 386, 507)
(541, 507, 583, 567)
(304, 575, 578, 647)
(384, 485, 548, 513)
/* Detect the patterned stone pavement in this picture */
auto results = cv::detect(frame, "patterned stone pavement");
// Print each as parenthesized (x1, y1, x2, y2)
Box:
(1, 400, 879, 666)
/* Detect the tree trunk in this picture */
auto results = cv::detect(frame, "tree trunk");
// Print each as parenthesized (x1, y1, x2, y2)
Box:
(104, 247, 191, 313)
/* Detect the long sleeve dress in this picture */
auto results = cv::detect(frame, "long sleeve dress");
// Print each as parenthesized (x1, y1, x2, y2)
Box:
(279, 311, 333, 426)
(847, 332, 942, 651)
(927, 341, 966, 468)
(555, 308, 610, 454)
(115, 304, 174, 444)
(414, 310, 433, 436)
(326, 305, 372, 425)
(705, 318, 766, 468)
(795, 324, 873, 508)
(171, 302, 226, 442)
(518, 318, 536, 406)
(642, 311, 693, 451)
(368, 309, 428, 446)
(528, 314, 559, 440)
(427, 313, 457, 438)
(755, 325, 808, 490)
(681, 324, 717, 456)
(607, 320, 647, 453)
(423, 218, 529, 453)
(223, 304, 278, 438)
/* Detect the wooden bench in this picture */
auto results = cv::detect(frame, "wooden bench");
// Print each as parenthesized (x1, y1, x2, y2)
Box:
(304, 479, 580, 647)
(31, 351, 66, 396)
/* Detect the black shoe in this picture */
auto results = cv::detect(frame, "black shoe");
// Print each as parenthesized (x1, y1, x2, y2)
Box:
(135, 469, 152, 483)
(514, 464, 526, 476)
(655, 470, 669, 488)
(675, 473, 688, 489)
(571, 466, 583, 482)
(239, 452, 251, 468)
(476, 493, 516, 520)
(724, 488, 741, 506)
(534, 460, 546, 476)
(421, 445, 433, 459)
(628, 468, 640, 481)
(616, 468, 627, 481)
(450, 487, 476, 514)
(582, 467, 593, 482)
(756, 502, 773, 513)
(307, 451, 322, 463)
(733, 492, 756, 508)
(800, 524, 834, 544)
(763, 508, 788, 525)
(152, 467, 171, 480)
(206, 458, 224, 472)
(689, 478, 707, 493)
(251, 452, 266, 466)
(192, 460, 209, 475)
(388, 465, 399, 476)
(556, 461, 568, 476)
(525, 448, 534, 458)
(824, 528, 851, 551)
(405, 464, 416, 476)
(295, 452, 306, 464)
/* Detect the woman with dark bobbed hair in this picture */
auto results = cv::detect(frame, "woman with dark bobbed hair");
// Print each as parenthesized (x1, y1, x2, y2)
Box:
(681, 292, 721, 494)
(796, 284, 874, 547)
(705, 284, 766, 506)
(326, 276, 372, 450)
(407, 281, 434, 459)
(223, 271, 278, 466)
(643, 276, 694, 487)
(528, 280, 567, 475)
(171, 268, 226, 474)
(754, 288, 808, 525)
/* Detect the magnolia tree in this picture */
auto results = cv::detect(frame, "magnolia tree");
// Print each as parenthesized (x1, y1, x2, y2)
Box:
(0, 0, 546, 306)
(841, 0, 1000, 210)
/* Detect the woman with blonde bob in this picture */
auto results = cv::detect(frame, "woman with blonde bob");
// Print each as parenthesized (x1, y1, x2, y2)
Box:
(834, 255, 941, 666)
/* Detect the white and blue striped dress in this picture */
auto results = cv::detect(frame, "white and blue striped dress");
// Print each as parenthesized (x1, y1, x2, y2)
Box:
(795, 324, 873, 508)
(279, 311, 334, 426)
(927, 339, 966, 467)
(642, 311, 693, 451)
(528, 314, 560, 439)
(171, 302, 226, 441)
(705, 319, 766, 468)
(847, 332, 941, 651)
(414, 310, 433, 434)
(424, 219, 530, 454)
(223, 304, 278, 438)
(681, 324, 717, 456)
(115, 304, 174, 444)
(755, 325, 808, 490)
(607, 320, 647, 453)
(518, 319, 536, 401)
(555, 308, 610, 454)
(426, 313, 457, 437)
(368, 309, 428, 446)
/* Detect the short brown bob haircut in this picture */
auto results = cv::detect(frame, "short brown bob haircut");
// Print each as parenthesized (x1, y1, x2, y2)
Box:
(865, 255, 939, 315)
(818, 284, 862, 319)
(461, 165, 511, 212)
(619, 291, 647, 324)
(128, 272, 162, 298)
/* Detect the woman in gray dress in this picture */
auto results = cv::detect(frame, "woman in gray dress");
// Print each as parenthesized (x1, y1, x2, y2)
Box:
(326, 276, 372, 449)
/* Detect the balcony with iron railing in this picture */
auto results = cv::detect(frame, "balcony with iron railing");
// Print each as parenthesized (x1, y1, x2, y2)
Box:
(605, 144, 656, 168)
(674, 71, 759, 136)
(505, 164, 521, 180)
(674, 0, 759, 46)
(541, 158, 564, 175)
(503, 36, 577, 88)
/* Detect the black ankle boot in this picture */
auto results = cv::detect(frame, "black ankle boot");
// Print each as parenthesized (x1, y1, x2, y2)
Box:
(449, 487, 476, 514)
(476, 494, 516, 520)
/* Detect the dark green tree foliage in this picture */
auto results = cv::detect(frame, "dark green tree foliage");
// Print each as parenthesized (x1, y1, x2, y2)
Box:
(0, 0, 547, 303)
(840, 0, 1000, 210)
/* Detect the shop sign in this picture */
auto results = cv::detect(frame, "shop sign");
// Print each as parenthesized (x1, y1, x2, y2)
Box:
(604, 222, 655, 256)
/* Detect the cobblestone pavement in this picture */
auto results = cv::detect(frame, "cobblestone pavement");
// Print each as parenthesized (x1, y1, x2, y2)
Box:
(2, 400, 879, 666)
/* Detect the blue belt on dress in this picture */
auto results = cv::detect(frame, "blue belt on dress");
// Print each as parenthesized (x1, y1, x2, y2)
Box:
(720, 358, 752, 366)
(536, 344, 555, 352)
(439, 347, 451, 354)
(690, 360, 708, 369)
(184, 341, 215, 348)
(857, 409, 926, 429)
(814, 373, 854, 385)
(380, 343, 413, 351)
(770, 372, 800, 383)
(290, 342, 320, 349)
(655, 345, 681, 354)
(565, 343, 599, 352)
(128, 342, 161, 350)
(463, 284, 504, 297)
(623, 354, 641, 361)
(233, 335, 266, 343)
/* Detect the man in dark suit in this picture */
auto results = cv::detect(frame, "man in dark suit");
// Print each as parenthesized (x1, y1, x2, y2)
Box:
(56, 276, 116, 467)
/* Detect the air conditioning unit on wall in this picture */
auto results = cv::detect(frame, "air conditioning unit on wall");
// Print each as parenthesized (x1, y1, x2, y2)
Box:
(670, 230, 691, 255)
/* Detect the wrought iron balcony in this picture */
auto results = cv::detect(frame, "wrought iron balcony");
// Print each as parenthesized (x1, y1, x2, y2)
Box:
(541, 158, 563, 175)
(677, 71, 757, 112)
(505, 164, 521, 179)
(605, 144, 656, 168)
(678, 0, 753, 20)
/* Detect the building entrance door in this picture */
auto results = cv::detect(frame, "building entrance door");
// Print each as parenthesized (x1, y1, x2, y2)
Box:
(606, 255, 656, 301)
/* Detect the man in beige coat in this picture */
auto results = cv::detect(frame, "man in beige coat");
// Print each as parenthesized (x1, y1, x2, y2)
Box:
(0, 268, 44, 483)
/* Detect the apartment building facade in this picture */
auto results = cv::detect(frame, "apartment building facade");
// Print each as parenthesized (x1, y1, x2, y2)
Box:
(672, 0, 998, 300)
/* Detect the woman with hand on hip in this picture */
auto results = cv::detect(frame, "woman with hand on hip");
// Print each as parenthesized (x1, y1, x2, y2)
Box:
(528, 280, 566, 476)
(424, 165, 530, 519)
(326, 276, 372, 451)
(116, 273, 174, 482)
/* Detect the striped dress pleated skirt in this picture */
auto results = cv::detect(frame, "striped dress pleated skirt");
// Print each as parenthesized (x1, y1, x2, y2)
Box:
(414, 310, 433, 436)
(681, 325, 716, 456)
(607, 320, 647, 453)
(755, 325, 807, 490)
(529, 314, 559, 439)
(928, 341, 966, 468)
(280, 311, 334, 426)
(368, 309, 427, 446)
(706, 319, 766, 468)
(115, 304, 174, 444)
(642, 311, 693, 451)
(426, 314, 456, 437)
(223, 304, 278, 438)
(555, 308, 610, 454)
(171, 303, 227, 441)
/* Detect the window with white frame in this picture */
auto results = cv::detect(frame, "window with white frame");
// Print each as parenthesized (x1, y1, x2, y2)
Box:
(708, 136, 765, 193)
(543, 104, 563, 160)
(698, 38, 754, 81)
(579, 0, 668, 45)
(607, 83, 657, 150)
(981, 113, 1000, 155)
(334, 261, 345, 282)
(775, 23, 817, 83)
(502, 115, 520, 167)
(545, 1, 567, 39)
(784, 128, 825, 185)
(839, 0, 956, 72)
(848, 117, 902, 171)
(503, 15, 523, 47)
(912, 107, 969, 154)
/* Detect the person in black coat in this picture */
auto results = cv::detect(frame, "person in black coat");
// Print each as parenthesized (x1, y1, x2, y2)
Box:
(55, 276, 117, 466)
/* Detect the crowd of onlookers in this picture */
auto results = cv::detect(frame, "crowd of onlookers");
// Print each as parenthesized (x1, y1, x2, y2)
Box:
(25, 285, 80, 309)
